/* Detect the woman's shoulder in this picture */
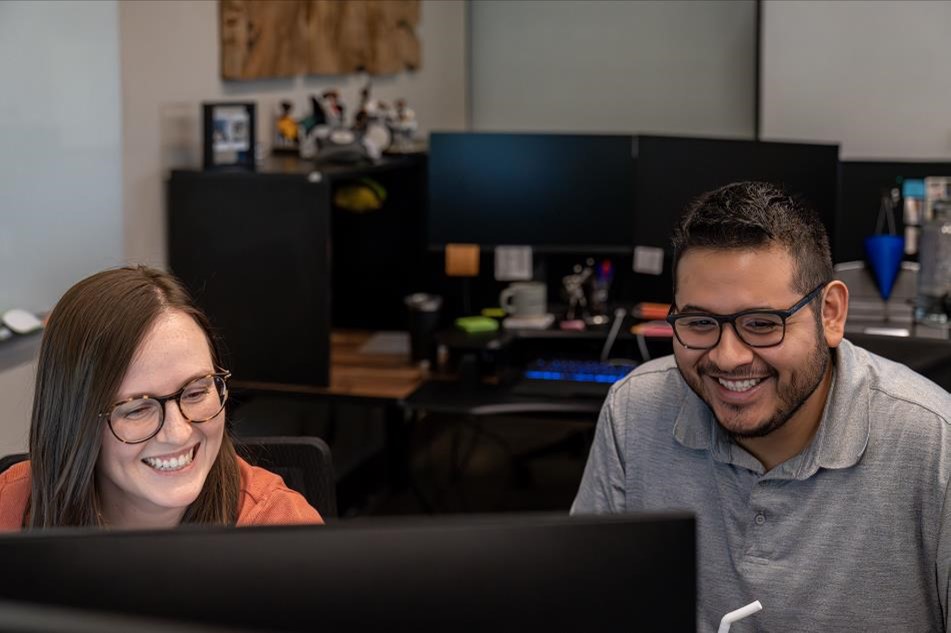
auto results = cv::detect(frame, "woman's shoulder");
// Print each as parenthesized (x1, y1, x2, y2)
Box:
(0, 460, 31, 531)
(235, 457, 323, 526)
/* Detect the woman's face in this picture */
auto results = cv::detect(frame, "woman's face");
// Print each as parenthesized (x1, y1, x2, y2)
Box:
(96, 310, 225, 528)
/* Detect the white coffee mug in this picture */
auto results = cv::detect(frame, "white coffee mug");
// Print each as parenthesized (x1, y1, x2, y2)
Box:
(499, 282, 547, 317)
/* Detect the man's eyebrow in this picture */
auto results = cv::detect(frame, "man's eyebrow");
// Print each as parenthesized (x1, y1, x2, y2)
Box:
(679, 303, 776, 314)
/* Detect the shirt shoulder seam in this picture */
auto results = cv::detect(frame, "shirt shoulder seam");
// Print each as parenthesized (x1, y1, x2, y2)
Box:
(867, 385, 949, 425)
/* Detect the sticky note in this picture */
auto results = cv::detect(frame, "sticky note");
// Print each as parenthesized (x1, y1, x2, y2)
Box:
(633, 246, 664, 275)
(445, 243, 480, 277)
(494, 245, 533, 281)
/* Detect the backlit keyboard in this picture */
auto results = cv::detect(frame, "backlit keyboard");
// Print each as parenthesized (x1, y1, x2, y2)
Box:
(522, 358, 638, 384)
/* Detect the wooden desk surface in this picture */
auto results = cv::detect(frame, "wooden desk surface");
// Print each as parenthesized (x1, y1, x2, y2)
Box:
(231, 330, 425, 402)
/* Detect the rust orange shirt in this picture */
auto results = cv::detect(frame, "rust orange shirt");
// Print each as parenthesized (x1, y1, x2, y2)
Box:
(0, 457, 322, 530)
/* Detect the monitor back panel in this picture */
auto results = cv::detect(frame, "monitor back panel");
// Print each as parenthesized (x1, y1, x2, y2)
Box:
(0, 513, 695, 632)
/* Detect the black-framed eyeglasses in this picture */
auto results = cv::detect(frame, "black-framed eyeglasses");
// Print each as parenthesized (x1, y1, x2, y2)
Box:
(99, 370, 231, 444)
(666, 284, 826, 351)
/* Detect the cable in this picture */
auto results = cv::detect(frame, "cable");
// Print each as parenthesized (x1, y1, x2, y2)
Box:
(600, 307, 628, 362)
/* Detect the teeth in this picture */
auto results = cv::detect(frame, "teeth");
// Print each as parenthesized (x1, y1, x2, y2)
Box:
(718, 377, 765, 392)
(144, 447, 194, 471)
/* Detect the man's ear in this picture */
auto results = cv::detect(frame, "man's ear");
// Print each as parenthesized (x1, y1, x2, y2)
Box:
(821, 280, 849, 347)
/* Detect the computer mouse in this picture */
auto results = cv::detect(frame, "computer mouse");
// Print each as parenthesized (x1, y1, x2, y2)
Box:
(2, 309, 43, 334)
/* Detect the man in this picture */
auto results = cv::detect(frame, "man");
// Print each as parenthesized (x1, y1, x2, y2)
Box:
(572, 182, 951, 632)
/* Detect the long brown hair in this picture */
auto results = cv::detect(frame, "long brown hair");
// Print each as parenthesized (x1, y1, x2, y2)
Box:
(27, 266, 240, 528)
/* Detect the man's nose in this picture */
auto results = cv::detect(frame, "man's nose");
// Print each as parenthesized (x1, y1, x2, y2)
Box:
(707, 323, 754, 372)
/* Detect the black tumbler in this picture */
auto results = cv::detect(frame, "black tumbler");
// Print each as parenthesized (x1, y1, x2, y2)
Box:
(404, 293, 443, 364)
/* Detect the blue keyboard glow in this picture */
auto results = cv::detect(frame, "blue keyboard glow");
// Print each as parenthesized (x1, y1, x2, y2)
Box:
(523, 359, 638, 384)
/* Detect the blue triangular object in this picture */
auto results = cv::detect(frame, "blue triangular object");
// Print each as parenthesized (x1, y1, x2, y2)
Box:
(864, 235, 905, 302)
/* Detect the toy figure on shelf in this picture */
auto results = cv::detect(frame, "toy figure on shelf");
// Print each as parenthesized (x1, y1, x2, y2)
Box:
(273, 101, 298, 153)
(562, 263, 593, 322)
(297, 88, 376, 164)
(290, 87, 422, 164)
(319, 90, 344, 128)
(388, 99, 418, 152)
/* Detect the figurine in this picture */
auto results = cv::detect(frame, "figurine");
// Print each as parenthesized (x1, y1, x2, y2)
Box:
(388, 99, 418, 151)
(562, 263, 593, 321)
(273, 101, 298, 152)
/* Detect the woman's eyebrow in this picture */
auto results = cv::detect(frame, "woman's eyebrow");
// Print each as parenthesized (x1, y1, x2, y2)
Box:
(115, 370, 215, 401)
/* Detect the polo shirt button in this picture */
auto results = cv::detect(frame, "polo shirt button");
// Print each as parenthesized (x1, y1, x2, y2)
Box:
(754, 513, 766, 525)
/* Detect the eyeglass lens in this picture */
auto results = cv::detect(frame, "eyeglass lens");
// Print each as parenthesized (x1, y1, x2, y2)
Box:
(674, 312, 785, 348)
(109, 375, 226, 443)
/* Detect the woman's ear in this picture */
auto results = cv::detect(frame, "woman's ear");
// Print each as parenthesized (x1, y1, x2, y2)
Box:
(821, 280, 849, 348)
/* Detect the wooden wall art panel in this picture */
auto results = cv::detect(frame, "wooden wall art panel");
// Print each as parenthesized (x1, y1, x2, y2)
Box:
(220, 0, 421, 80)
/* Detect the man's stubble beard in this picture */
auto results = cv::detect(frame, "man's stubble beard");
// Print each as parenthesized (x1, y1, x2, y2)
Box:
(678, 326, 831, 440)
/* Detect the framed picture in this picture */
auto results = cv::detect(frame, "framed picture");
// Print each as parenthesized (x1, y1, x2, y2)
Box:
(202, 102, 256, 170)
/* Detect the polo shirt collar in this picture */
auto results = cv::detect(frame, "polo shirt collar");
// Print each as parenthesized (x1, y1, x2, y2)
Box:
(671, 339, 870, 478)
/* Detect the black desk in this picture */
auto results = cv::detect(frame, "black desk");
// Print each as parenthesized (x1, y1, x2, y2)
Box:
(402, 378, 605, 419)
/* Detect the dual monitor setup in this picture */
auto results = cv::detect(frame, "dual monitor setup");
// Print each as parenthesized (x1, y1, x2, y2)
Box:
(426, 132, 840, 259)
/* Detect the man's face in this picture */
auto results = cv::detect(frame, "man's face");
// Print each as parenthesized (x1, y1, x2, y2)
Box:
(672, 246, 829, 438)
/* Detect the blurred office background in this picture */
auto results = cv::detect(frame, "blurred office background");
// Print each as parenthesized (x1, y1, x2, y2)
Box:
(1, 0, 949, 516)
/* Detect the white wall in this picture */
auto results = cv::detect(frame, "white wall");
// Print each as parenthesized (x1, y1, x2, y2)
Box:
(0, 0, 123, 454)
(470, 0, 756, 136)
(0, 0, 123, 313)
(119, 0, 468, 268)
(762, 0, 951, 159)
(0, 359, 36, 456)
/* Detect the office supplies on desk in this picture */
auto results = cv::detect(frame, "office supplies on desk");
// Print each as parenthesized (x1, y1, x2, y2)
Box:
(356, 331, 411, 355)
(630, 320, 674, 337)
(455, 316, 499, 334)
(499, 281, 547, 317)
(631, 302, 672, 320)
(405, 293, 442, 363)
(502, 313, 555, 330)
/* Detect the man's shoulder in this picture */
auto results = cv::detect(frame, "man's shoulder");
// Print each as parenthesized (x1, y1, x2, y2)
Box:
(607, 355, 688, 410)
(847, 342, 950, 426)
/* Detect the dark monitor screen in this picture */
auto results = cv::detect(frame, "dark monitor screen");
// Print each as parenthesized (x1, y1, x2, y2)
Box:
(0, 513, 695, 632)
(428, 133, 637, 253)
(631, 136, 841, 257)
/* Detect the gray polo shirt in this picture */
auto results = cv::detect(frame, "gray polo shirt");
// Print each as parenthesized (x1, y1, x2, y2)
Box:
(572, 339, 951, 632)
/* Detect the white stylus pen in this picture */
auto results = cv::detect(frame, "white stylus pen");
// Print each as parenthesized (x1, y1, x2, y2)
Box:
(717, 600, 763, 633)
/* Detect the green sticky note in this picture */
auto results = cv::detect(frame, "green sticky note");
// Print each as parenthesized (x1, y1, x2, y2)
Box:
(455, 316, 499, 333)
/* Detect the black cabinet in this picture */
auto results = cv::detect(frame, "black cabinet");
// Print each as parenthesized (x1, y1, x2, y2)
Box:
(167, 155, 426, 387)
(168, 167, 332, 386)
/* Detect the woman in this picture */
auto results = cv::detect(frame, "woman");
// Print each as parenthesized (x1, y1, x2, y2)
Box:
(0, 266, 322, 529)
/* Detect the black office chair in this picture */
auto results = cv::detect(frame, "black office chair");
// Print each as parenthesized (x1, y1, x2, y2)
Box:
(235, 436, 337, 519)
(0, 453, 27, 476)
(0, 436, 338, 519)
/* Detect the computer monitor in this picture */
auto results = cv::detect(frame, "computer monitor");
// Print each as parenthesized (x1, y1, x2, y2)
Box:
(630, 135, 841, 258)
(0, 513, 695, 632)
(428, 132, 637, 253)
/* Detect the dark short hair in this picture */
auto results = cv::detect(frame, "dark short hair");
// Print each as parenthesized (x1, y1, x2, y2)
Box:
(28, 266, 240, 528)
(671, 181, 833, 296)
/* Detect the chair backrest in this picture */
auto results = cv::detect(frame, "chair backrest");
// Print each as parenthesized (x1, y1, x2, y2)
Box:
(234, 436, 337, 519)
(0, 453, 27, 476)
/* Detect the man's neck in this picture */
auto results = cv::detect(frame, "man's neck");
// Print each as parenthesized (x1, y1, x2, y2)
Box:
(737, 364, 835, 472)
